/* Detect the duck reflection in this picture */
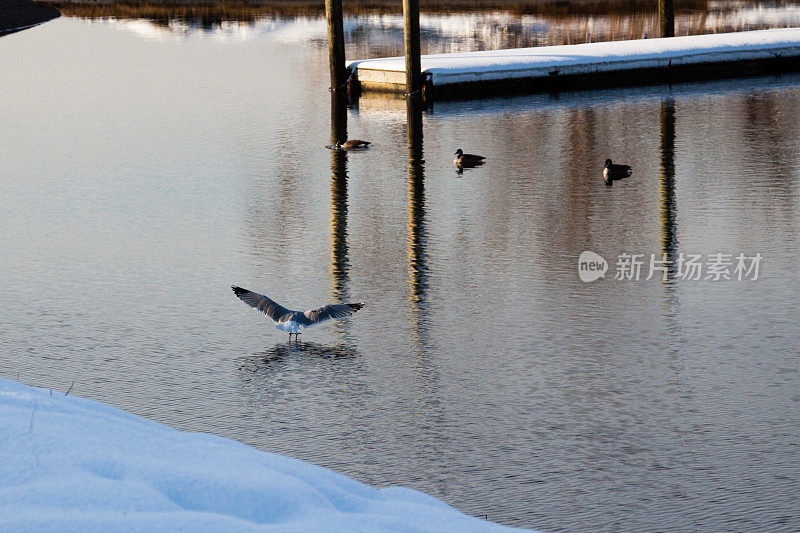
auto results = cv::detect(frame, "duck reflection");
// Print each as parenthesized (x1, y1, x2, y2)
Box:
(603, 158, 633, 186)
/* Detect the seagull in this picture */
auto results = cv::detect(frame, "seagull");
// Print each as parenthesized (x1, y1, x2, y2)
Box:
(453, 149, 486, 169)
(338, 139, 371, 150)
(603, 159, 632, 183)
(232, 286, 364, 341)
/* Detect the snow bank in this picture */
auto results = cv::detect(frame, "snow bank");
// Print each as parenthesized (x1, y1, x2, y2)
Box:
(348, 28, 800, 86)
(0, 378, 524, 532)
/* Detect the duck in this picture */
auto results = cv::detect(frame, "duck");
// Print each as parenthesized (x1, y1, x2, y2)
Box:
(338, 139, 371, 150)
(603, 159, 632, 181)
(454, 149, 486, 168)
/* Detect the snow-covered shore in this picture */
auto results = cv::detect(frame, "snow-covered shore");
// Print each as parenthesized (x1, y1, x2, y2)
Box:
(0, 377, 524, 532)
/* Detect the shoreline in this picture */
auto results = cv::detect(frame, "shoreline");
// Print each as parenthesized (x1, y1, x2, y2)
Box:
(38, 0, 711, 19)
(0, 0, 60, 35)
(0, 377, 523, 531)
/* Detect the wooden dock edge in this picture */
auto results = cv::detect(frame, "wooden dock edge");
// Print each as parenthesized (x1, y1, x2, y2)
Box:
(351, 54, 800, 100)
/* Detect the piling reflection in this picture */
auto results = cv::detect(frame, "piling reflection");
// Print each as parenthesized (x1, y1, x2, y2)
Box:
(741, 92, 797, 223)
(329, 92, 353, 341)
(404, 98, 447, 486)
(659, 97, 678, 282)
(406, 97, 430, 353)
(658, 96, 682, 358)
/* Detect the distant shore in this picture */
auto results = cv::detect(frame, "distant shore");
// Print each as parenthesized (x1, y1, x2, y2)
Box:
(38, 0, 710, 20)
(0, 0, 60, 35)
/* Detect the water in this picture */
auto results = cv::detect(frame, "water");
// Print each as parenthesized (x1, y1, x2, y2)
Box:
(2, 14, 800, 532)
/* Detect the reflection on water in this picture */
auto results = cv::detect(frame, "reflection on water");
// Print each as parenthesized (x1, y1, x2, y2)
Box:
(71, 4, 800, 51)
(241, 341, 359, 368)
(329, 93, 356, 344)
(329, 94, 350, 294)
(402, 101, 444, 482)
(406, 99, 429, 353)
(2, 16, 800, 533)
(659, 97, 679, 281)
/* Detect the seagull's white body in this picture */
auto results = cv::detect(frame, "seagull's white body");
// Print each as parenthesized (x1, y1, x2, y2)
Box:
(232, 286, 364, 340)
(275, 320, 301, 333)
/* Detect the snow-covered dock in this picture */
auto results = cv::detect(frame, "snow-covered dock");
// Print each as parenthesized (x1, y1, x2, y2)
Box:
(348, 28, 800, 97)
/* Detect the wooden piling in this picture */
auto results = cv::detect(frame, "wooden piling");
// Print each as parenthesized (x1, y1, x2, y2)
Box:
(330, 92, 348, 146)
(659, 0, 675, 38)
(325, 0, 347, 91)
(402, 0, 422, 96)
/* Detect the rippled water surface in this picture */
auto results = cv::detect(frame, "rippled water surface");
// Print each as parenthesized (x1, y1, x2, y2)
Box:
(2, 14, 799, 532)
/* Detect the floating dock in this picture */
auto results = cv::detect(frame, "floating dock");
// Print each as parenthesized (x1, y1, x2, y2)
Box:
(347, 28, 800, 98)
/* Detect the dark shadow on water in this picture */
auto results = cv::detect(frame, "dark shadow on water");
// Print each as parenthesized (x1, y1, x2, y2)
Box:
(428, 73, 800, 116)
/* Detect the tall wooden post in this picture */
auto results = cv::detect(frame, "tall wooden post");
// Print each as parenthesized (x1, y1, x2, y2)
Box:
(402, 0, 422, 96)
(659, 0, 674, 38)
(325, 0, 347, 91)
(330, 92, 348, 147)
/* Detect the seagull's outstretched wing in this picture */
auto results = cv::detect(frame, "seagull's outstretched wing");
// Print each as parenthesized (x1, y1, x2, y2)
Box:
(232, 286, 292, 322)
(301, 302, 364, 325)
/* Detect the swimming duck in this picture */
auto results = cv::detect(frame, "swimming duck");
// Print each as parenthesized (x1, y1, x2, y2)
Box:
(603, 159, 632, 181)
(339, 139, 371, 150)
(454, 149, 486, 168)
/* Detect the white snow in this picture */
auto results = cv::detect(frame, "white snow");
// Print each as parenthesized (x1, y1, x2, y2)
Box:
(348, 28, 800, 86)
(0, 377, 525, 532)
